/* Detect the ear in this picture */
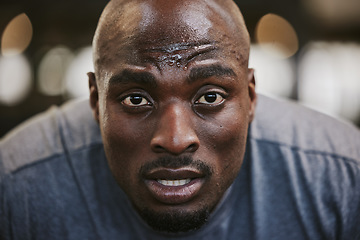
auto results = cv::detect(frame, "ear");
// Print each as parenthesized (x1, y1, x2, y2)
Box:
(88, 72, 100, 124)
(247, 68, 257, 123)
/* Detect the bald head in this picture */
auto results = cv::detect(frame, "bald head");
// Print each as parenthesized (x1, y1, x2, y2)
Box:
(92, 0, 250, 80)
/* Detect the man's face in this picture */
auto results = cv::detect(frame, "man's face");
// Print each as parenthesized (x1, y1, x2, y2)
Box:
(90, 0, 256, 233)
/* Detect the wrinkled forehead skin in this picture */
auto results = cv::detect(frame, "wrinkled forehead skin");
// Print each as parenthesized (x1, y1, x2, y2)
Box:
(92, 0, 250, 83)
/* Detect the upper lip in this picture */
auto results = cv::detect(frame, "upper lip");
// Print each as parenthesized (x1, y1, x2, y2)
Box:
(144, 168, 205, 180)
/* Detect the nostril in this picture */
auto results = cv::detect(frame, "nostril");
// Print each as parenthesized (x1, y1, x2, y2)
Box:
(151, 140, 199, 154)
(187, 143, 199, 152)
(152, 144, 166, 153)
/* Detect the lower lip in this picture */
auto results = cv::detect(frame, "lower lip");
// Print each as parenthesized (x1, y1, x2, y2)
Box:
(145, 178, 204, 204)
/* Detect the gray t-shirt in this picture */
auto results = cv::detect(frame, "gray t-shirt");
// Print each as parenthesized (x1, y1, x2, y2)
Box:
(1, 95, 360, 239)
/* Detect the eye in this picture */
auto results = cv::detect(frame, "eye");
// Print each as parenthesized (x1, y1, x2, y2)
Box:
(197, 92, 224, 105)
(122, 94, 151, 107)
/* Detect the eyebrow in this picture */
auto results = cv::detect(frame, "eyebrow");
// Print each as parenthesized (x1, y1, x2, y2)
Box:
(108, 69, 157, 88)
(187, 64, 236, 83)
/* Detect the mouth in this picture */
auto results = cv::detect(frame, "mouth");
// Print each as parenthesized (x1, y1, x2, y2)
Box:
(144, 168, 206, 205)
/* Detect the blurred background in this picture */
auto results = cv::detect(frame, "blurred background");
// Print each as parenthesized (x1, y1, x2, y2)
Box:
(1, 0, 360, 137)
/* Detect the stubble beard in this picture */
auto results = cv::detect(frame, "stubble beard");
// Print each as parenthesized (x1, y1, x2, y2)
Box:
(138, 205, 211, 233)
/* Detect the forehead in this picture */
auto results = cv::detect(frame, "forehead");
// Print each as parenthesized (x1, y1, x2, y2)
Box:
(137, 1, 215, 43)
(95, 0, 249, 79)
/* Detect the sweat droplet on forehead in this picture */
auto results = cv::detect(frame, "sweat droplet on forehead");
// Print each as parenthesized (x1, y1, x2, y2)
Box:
(165, 54, 182, 67)
(137, 42, 219, 68)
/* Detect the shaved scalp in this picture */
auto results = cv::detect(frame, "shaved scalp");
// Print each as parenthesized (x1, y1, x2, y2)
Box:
(92, 0, 250, 81)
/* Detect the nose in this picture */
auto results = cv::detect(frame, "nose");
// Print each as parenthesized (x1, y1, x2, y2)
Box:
(150, 103, 200, 155)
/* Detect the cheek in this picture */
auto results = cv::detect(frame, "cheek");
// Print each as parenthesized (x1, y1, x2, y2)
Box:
(100, 105, 154, 184)
(198, 104, 249, 183)
(201, 100, 248, 149)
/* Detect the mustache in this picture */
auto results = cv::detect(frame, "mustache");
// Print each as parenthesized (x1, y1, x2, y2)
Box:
(139, 156, 213, 177)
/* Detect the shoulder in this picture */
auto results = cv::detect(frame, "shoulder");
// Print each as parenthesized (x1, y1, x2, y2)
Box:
(0, 98, 102, 176)
(250, 94, 360, 162)
(248, 95, 360, 237)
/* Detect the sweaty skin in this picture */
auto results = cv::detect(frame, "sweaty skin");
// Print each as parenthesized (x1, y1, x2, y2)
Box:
(89, 0, 256, 233)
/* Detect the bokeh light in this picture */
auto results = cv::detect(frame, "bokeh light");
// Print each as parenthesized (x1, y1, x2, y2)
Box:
(64, 46, 93, 98)
(1, 13, 33, 57)
(302, 0, 360, 27)
(255, 13, 299, 59)
(249, 44, 296, 98)
(0, 54, 32, 106)
(298, 42, 360, 122)
(38, 46, 74, 96)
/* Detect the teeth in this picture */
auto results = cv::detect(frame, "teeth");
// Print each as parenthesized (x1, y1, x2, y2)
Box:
(157, 179, 191, 186)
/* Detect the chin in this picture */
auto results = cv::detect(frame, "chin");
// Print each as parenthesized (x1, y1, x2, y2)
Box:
(138, 205, 211, 233)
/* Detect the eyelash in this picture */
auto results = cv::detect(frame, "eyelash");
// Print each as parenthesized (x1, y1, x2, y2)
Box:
(121, 94, 152, 107)
(196, 92, 226, 105)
